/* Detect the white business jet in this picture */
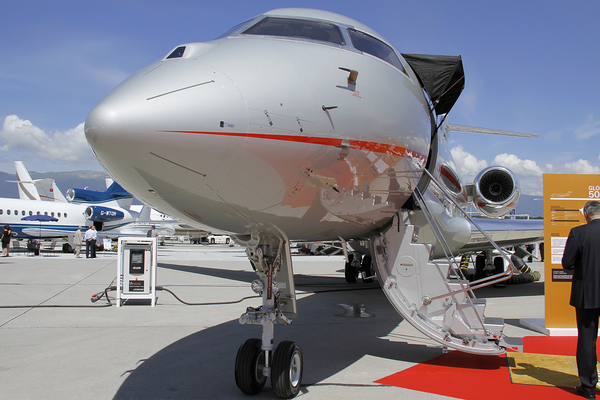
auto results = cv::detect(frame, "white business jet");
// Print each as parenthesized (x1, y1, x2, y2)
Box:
(0, 180, 138, 250)
(5, 161, 174, 246)
(85, 8, 543, 398)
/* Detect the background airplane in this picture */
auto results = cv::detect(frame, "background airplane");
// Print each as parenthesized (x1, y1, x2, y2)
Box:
(10, 161, 67, 202)
(0, 182, 136, 239)
(2, 162, 180, 251)
(85, 8, 543, 398)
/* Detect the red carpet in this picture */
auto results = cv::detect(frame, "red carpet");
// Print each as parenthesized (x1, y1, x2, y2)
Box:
(375, 336, 592, 399)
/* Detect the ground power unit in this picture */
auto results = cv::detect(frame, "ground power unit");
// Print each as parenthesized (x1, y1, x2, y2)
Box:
(117, 237, 157, 306)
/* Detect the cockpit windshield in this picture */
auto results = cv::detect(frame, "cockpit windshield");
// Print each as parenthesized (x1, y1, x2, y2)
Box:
(242, 17, 345, 45)
(348, 29, 405, 72)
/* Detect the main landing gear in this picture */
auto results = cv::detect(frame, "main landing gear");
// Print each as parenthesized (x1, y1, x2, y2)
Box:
(233, 232, 302, 398)
(344, 252, 375, 283)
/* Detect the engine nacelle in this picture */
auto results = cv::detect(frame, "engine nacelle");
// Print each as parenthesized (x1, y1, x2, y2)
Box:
(66, 182, 132, 203)
(471, 166, 520, 218)
(85, 206, 125, 222)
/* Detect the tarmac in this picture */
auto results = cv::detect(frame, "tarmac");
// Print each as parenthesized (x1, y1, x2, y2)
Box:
(0, 243, 546, 400)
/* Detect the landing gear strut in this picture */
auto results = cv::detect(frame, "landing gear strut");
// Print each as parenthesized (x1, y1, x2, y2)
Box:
(233, 231, 302, 398)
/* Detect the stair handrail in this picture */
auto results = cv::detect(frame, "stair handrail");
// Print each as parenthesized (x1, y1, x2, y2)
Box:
(413, 168, 517, 304)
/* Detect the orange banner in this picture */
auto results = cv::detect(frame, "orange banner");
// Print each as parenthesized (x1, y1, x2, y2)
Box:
(543, 174, 600, 329)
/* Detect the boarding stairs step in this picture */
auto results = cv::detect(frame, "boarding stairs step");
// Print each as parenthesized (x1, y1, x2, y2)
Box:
(371, 216, 522, 354)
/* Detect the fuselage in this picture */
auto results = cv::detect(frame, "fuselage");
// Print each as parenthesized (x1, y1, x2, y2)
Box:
(85, 8, 434, 241)
(0, 198, 86, 238)
(0, 197, 136, 239)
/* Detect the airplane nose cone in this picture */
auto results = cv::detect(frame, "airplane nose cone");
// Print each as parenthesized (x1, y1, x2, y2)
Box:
(86, 61, 236, 142)
(85, 60, 241, 193)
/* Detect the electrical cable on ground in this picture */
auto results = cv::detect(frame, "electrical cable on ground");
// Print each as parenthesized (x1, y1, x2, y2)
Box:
(0, 277, 382, 309)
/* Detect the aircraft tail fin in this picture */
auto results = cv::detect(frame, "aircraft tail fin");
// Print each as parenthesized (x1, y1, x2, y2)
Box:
(106, 181, 133, 209)
(137, 205, 152, 222)
(35, 178, 68, 202)
(12, 161, 68, 202)
(13, 161, 41, 200)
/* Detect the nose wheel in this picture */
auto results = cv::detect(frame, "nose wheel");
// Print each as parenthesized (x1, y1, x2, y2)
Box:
(235, 339, 303, 398)
(235, 338, 268, 395)
(272, 341, 303, 398)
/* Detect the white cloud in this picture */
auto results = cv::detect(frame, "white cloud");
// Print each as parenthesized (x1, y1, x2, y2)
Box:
(492, 153, 544, 177)
(450, 145, 488, 178)
(451, 146, 600, 196)
(0, 115, 91, 163)
(562, 159, 600, 174)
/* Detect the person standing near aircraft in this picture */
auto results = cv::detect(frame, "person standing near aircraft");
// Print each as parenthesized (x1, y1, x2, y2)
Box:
(562, 200, 600, 399)
(146, 225, 157, 238)
(1, 225, 12, 257)
(85, 226, 97, 258)
(73, 227, 83, 258)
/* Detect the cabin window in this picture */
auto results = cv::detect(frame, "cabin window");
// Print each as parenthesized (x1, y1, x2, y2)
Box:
(58, 213, 61, 218)
(44, 212, 48, 216)
(51, 212, 55, 217)
(347, 29, 405, 72)
(7, 210, 10, 215)
(0, 209, 3, 215)
(243, 17, 345, 45)
(14, 210, 17, 215)
(21, 210, 25, 216)
(29, 211, 33, 216)
(64, 213, 67, 218)
(37, 211, 41, 215)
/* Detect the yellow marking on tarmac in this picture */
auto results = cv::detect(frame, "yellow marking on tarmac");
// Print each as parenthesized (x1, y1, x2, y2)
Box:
(507, 352, 600, 388)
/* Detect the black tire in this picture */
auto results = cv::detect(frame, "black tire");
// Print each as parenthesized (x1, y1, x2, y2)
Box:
(474, 255, 486, 280)
(344, 254, 358, 283)
(62, 243, 72, 253)
(493, 257, 506, 287)
(235, 338, 267, 395)
(272, 341, 303, 399)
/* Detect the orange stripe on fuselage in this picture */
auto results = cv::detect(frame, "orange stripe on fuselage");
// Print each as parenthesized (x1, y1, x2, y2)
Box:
(158, 130, 425, 160)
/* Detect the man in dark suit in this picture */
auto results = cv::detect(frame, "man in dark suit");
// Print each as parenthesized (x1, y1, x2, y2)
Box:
(563, 200, 600, 399)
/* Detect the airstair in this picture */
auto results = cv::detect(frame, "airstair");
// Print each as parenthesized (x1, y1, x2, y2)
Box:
(371, 170, 523, 354)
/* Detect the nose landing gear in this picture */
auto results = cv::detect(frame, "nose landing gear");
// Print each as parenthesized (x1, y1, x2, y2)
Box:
(233, 231, 302, 398)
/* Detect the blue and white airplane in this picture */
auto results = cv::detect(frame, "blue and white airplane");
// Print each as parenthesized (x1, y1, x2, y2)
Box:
(0, 181, 138, 241)
(3, 161, 177, 248)
(85, 8, 544, 398)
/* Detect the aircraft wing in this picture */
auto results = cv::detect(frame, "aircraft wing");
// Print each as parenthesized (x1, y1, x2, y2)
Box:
(20, 227, 75, 238)
(460, 218, 543, 252)
(446, 124, 539, 138)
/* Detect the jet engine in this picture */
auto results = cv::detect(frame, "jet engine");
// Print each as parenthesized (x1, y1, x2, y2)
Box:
(84, 206, 125, 222)
(470, 166, 520, 218)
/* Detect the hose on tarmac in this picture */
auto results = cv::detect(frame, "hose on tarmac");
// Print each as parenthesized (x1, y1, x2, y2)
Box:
(459, 253, 541, 284)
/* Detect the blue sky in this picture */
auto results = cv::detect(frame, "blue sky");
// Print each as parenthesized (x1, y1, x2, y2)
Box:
(1, 0, 599, 195)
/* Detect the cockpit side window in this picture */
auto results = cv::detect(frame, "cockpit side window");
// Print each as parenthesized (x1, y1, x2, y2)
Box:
(348, 29, 405, 72)
(166, 46, 186, 59)
(243, 17, 345, 45)
(214, 19, 254, 39)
